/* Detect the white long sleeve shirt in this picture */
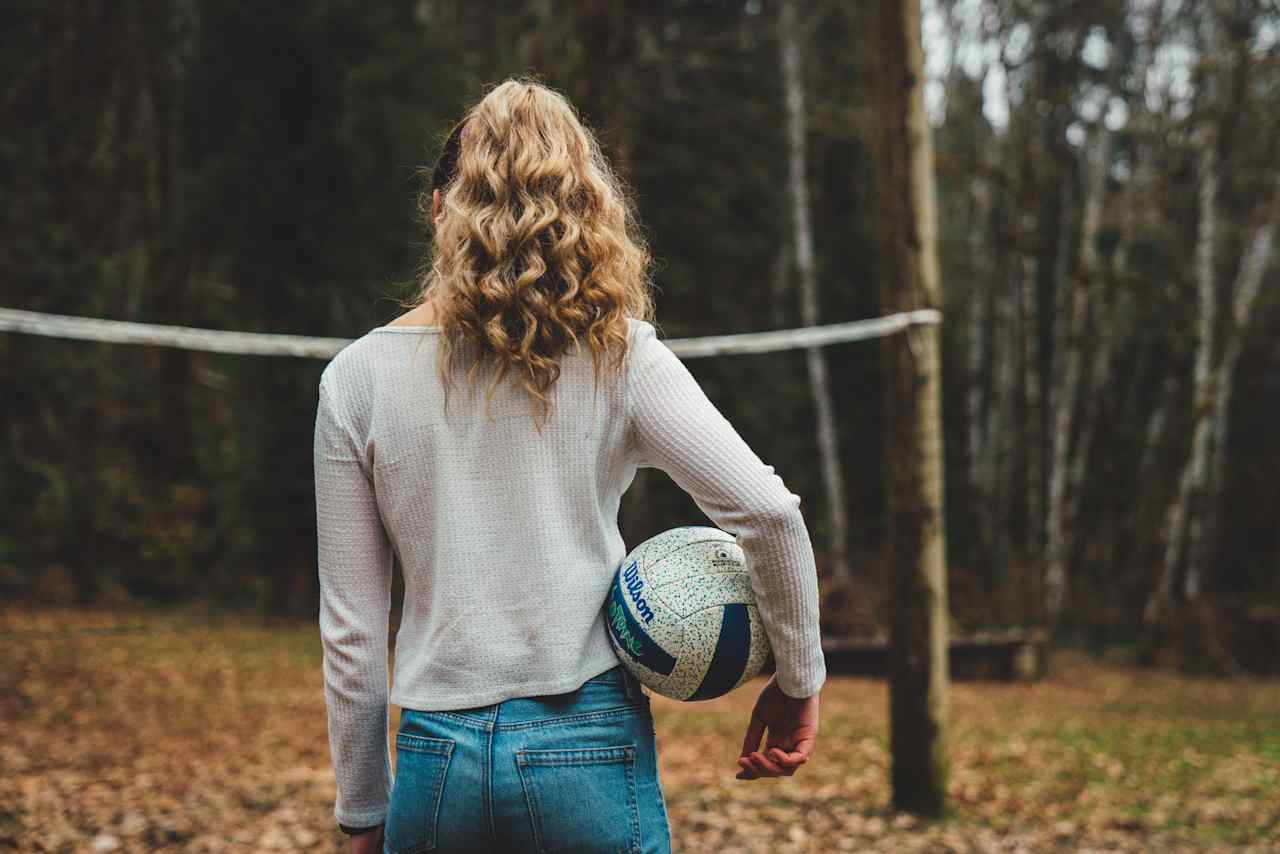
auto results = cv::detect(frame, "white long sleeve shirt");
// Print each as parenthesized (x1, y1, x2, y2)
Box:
(313, 316, 827, 829)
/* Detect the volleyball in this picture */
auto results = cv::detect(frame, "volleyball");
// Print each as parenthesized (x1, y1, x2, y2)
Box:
(603, 525, 773, 701)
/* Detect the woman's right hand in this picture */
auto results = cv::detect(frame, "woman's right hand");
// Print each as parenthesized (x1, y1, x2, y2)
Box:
(736, 674, 819, 779)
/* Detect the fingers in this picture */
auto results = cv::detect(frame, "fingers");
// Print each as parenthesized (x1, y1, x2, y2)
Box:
(736, 753, 773, 779)
(767, 746, 808, 768)
(737, 706, 767, 780)
(737, 700, 818, 781)
(740, 710, 766, 757)
(735, 749, 800, 780)
(789, 726, 817, 762)
(748, 750, 789, 775)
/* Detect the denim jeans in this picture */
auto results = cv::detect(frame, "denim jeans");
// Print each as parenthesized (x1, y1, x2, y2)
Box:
(383, 663, 672, 854)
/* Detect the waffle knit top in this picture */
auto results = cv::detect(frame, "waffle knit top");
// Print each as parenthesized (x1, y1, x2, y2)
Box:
(313, 316, 827, 829)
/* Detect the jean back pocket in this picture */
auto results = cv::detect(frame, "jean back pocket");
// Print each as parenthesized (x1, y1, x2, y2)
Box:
(386, 732, 454, 854)
(516, 744, 641, 854)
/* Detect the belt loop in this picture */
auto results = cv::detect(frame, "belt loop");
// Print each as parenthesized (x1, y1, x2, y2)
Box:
(622, 665, 643, 701)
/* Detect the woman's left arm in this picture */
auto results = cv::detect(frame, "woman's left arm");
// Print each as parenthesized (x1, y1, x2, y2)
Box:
(314, 375, 394, 835)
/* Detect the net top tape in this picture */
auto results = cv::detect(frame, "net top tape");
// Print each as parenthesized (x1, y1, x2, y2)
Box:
(0, 307, 940, 361)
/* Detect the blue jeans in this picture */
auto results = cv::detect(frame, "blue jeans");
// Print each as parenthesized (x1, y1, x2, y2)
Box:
(383, 663, 672, 854)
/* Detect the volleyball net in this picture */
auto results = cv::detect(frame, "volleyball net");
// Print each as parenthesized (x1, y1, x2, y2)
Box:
(0, 306, 940, 360)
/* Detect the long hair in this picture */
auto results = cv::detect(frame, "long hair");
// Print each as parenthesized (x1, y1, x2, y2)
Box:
(406, 76, 657, 432)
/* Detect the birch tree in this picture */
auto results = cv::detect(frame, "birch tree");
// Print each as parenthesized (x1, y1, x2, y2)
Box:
(1044, 122, 1110, 623)
(1145, 1, 1280, 624)
(1045, 16, 1131, 623)
(779, 0, 851, 581)
(1184, 194, 1279, 598)
(1144, 128, 1218, 627)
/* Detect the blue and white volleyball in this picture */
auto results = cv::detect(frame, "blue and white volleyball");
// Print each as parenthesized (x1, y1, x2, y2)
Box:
(603, 525, 772, 701)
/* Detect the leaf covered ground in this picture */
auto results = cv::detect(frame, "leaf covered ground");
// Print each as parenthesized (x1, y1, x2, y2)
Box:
(1, 607, 1276, 852)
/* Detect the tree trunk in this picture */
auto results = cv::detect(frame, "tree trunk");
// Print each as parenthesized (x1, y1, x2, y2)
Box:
(779, 0, 851, 581)
(965, 168, 993, 554)
(1020, 218, 1044, 586)
(771, 242, 792, 328)
(1044, 210, 1080, 624)
(871, 0, 950, 817)
(1114, 0, 1164, 279)
(1045, 123, 1111, 623)
(1066, 285, 1128, 577)
(1145, 134, 1219, 628)
(1184, 198, 1278, 599)
(990, 274, 1019, 592)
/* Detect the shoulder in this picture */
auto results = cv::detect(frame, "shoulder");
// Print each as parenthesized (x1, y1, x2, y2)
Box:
(624, 317, 692, 392)
(623, 317, 663, 374)
(624, 316, 663, 354)
(317, 333, 382, 428)
(626, 316, 660, 334)
(319, 332, 380, 394)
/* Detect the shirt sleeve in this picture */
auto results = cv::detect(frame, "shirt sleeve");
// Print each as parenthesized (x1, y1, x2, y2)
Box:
(314, 375, 394, 829)
(624, 321, 827, 698)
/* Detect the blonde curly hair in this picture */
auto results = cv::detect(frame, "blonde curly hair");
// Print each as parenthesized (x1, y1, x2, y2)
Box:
(406, 76, 657, 432)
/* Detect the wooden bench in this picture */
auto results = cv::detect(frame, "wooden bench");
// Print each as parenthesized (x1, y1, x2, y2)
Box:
(769, 628, 1050, 681)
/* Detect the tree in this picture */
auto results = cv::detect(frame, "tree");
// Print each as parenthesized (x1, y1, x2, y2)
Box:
(779, 0, 851, 582)
(1147, 0, 1280, 629)
(871, 0, 950, 816)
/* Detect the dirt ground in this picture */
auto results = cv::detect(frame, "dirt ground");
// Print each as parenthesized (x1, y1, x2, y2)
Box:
(1, 607, 1276, 852)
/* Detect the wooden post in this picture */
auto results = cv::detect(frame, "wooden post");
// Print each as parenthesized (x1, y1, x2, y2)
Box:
(870, 0, 951, 817)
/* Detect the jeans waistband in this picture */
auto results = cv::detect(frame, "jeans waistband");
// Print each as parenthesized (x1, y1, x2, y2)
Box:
(586, 663, 644, 701)
(402, 663, 647, 729)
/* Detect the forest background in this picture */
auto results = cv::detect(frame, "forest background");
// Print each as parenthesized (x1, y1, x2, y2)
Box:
(2, 0, 1278, 672)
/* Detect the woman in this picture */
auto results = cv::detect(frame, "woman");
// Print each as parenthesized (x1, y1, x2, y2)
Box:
(314, 77, 826, 854)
